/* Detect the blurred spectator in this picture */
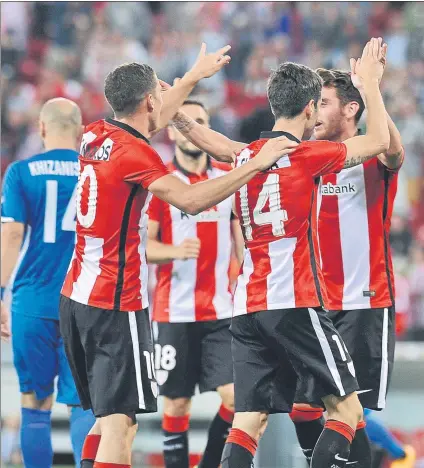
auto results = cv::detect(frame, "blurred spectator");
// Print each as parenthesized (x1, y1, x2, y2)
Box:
(390, 214, 413, 259)
(386, 10, 409, 69)
(408, 242, 424, 337)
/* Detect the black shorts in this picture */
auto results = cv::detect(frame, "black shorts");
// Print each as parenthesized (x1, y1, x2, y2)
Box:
(231, 307, 359, 414)
(153, 318, 233, 399)
(59, 295, 158, 417)
(328, 306, 395, 410)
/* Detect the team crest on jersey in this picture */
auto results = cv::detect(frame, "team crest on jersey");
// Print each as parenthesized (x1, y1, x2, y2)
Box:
(235, 148, 253, 167)
(321, 182, 356, 195)
(268, 154, 291, 171)
(180, 205, 221, 222)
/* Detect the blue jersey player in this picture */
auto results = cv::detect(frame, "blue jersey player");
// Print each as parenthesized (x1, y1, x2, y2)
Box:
(1, 98, 95, 468)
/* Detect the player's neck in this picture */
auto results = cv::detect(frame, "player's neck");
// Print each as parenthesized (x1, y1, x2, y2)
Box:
(175, 149, 208, 175)
(117, 116, 150, 140)
(338, 126, 359, 143)
(43, 138, 78, 152)
(272, 118, 304, 141)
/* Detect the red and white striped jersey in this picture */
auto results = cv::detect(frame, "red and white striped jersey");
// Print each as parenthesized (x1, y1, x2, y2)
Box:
(318, 155, 402, 310)
(233, 131, 347, 315)
(61, 118, 169, 311)
(149, 158, 234, 322)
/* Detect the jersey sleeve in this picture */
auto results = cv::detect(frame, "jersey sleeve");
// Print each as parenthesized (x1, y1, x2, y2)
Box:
(147, 195, 164, 224)
(302, 141, 347, 178)
(1, 162, 28, 224)
(119, 141, 169, 188)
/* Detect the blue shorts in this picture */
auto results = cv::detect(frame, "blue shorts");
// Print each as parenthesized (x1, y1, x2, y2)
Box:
(11, 313, 80, 405)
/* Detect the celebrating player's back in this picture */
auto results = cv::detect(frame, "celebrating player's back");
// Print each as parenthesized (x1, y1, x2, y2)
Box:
(62, 117, 166, 311)
(233, 138, 345, 313)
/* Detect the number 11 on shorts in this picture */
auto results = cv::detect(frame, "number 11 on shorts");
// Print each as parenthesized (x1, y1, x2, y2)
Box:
(143, 351, 156, 379)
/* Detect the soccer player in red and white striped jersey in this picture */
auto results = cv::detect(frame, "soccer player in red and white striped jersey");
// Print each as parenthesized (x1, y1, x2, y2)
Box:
(59, 46, 299, 468)
(288, 57, 410, 468)
(172, 38, 391, 468)
(147, 100, 244, 468)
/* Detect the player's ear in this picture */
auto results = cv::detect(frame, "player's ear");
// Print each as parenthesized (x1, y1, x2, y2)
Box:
(39, 120, 46, 140)
(146, 94, 154, 113)
(345, 101, 360, 121)
(305, 99, 315, 120)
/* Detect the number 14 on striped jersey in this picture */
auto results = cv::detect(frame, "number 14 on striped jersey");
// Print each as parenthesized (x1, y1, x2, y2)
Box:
(240, 173, 288, 241)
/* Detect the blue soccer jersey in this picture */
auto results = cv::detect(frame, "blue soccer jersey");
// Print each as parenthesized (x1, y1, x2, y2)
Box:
(1, 149, 79, 319)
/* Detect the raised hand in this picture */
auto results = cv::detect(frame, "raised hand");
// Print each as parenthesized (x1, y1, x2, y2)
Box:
(350, 40, 388, 90)
(255, 137, 299, 171)
(355, 37, 387, 85)
(186, 43, 231, 82)
(350, 57, 363, 91)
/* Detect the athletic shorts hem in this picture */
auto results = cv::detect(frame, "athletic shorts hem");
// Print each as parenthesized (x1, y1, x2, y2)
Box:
(159, 389, 195, 399)
(56, 395, 81, 406)
(94, 405, 158, 418)
(199, 376, 233, 394)
(19, 384, 53, 401)
(234, 403, 292, 414)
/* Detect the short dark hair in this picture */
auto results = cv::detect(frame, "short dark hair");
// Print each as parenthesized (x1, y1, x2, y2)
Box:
(267, 62, 322, 120)
(182, 99, 208, 113)
(316, 68, 365, 123)
(104, 63, 157, 117)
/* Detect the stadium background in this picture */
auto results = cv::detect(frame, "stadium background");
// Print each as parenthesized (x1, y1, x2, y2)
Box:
(1, 1, 423, 467)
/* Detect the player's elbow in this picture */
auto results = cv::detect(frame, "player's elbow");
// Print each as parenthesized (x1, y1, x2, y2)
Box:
(184, 203, 202, 216)
(367, 136, 389, 157)
(179, 196, 202, 215)
(1, 222, 24, 246)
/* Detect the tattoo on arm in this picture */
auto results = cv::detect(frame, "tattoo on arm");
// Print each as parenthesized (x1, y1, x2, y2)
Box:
(343, 154, 372, 169)
(172, 113, 195, 134)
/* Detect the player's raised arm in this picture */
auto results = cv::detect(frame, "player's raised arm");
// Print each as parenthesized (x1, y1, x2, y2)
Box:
(342, 38, 390, 168)
(381, 112, 403, 169)
(172, 110, 246, 163)
(148, 136, 298, 215)
(151, 43, 232, 136)
(349, 43, 404, 170)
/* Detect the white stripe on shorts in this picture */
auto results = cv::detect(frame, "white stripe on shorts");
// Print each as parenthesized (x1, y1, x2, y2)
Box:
(377, 307, 389, 409)
(308, 308, 345, 396)
(128, 312, 146, 410)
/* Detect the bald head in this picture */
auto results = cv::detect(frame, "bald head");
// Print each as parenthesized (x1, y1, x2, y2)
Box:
(39, 98, 82, 139)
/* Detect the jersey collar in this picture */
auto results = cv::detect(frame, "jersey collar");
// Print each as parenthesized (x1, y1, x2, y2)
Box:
(172, 155, 212, 177)
(260, 130, 301, 144)
(105, 118, 150, 145)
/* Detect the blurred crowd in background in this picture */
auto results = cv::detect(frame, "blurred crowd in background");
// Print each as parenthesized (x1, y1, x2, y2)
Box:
(1, 1, 424, 338)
